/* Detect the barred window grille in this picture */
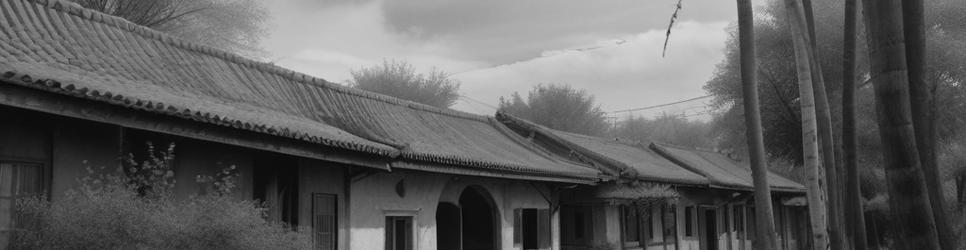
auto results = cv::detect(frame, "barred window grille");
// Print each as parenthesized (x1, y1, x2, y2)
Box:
(0, 162, 44, 248)
(312, 193, 337, 250)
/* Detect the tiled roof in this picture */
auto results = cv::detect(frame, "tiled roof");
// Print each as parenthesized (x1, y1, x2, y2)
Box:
(0, 0, 600, 183)
(649, 143, 805, 192)
(593, 182, 679, 200)
(497, 113, 708, 185)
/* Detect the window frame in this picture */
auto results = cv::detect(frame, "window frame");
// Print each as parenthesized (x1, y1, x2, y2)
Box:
(514, 208, 551, 250)
(0, 159, 49, 246)
(384, 210, 417, 250)
(560, 205, 592, 247)
(620, 205, 641, 246)
(311, 193, 338, 250)
(661, 203, 677, 248)
(684, 205, 697, 238)
(734, 204, 745, 240)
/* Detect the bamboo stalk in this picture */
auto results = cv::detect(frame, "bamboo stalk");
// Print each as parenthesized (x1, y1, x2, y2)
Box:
(736, 0, 779, 249)
(783, 0, 829, 249)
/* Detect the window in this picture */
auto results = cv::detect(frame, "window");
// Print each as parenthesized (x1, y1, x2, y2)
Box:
(662, 204, 677, 246)
(514, 208, 550, 250)
(684, 206, 696, 237)
(253, 155, 299, 226)
(312, 193, 337, 250)
(734, 205, 744, 239)
(0, 162, 45, 247)
(644, 206, 654, 242)
(747, 206, 757, 240)
(386, 216, 413, 250)
(561, 205, 591, 246)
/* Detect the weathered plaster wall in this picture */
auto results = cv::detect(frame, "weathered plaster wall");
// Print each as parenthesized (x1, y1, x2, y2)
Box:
(603, 205, 622, 247)
(50, 120, 121, 200)
(298, 159, 347, 250)
(0, 108, 121, 201)
(348, 169, 557, 250)
(172, 138, 255, 200)
(349, 170, 450, 250)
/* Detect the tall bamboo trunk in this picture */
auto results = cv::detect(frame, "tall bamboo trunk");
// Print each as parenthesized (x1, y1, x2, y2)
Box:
(861, 0, 941, 249)
(902, 0, 958, 249)
(801, 1, 846, 249)
(784, 0, 829, 249)
(842, 0, 868, 249)
(737, 0, 779, 249)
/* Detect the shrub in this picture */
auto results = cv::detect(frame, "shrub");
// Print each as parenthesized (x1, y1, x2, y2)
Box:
(588, 241, 617, 250)
(14, 142, 312, 249)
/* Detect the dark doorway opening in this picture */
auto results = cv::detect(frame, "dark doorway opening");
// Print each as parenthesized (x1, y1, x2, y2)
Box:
(523, 209, 539, 249)
(705, 209, 718, 250)
(437, 202, 461, 250)
(253, 155, 299, 226)
(460, 187, 496, 250)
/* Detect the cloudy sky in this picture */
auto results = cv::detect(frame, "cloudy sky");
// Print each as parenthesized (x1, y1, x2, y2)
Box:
(261, 0, 759, 118)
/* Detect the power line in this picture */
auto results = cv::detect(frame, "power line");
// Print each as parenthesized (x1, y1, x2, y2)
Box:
(608, 95, 713, 114)
(459, 95, 499, 111)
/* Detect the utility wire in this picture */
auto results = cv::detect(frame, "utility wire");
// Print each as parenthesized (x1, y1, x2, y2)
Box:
(459, 95, 499, 111)
(608, 95, 712, 114)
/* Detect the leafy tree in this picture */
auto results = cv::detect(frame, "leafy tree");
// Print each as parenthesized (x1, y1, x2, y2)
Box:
(349, 60, 461, 109)
(707, 0, 966, 247)
(610, 114, 712, 148)
(707, 0, 966, 163)
(498, 84, 609, 136)
(69, 0, 268, 57)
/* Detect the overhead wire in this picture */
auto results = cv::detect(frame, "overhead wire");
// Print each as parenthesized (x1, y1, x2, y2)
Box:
(608, 95, 713, 114)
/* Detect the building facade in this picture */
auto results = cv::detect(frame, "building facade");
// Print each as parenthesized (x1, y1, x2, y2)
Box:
(498, 113, 810, 250)
(0, 1, 816, 250)
(0, 1, 602, 250)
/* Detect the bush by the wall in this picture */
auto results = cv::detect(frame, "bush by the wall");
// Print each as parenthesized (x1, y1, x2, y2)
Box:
(13, 143, 312, 249)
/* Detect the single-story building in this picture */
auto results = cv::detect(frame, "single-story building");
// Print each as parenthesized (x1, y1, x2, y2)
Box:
(650, 143, 809, 250)
(498, 113, 809, 250)
(0, 1, 604, 250)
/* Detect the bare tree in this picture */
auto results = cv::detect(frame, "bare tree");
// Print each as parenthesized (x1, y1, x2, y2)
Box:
(350, 60, 461, 109)
(784, 0, 829, 249)
(71, 0, 197, 27)
(736, 0, 779, 248)
(862, 0, 941, 248)
(70, 0, 268, 57)
(841, 0, 869, 249)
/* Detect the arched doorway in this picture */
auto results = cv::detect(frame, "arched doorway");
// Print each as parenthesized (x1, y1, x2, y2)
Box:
(459, 186, 498, 250)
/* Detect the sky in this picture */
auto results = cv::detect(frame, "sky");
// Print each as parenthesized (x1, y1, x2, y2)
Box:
(261, 0, 758, 119)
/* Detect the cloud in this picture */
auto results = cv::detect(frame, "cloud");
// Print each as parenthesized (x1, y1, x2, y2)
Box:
(261, 0, 742, 118)
(380, 0, 736, 63)
(263, 0, 487, 83)
(450, 21, 730, 119)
